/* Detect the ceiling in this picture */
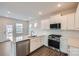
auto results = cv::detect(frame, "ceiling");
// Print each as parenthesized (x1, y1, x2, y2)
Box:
(0, 2, 78, 21)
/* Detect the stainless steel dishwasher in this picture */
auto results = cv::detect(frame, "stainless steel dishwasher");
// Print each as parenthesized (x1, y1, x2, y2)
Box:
(16, 39, 30, 56)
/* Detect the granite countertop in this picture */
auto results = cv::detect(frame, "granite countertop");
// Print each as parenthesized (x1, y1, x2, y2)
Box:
(16, 39, 29, 43)
(16, 35, 45, 42)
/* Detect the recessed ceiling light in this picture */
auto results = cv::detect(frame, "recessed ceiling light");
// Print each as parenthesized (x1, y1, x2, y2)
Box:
(7, 11, 11, 14)
(38, 11, 43, 15)
(57, 4, 61, 7)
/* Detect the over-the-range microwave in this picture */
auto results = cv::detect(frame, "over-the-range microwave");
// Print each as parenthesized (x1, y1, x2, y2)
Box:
(50, 23, 61, 29)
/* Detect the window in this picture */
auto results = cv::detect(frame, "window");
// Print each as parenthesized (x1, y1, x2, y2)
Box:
(16, 23, 23, 33)
(6, 25, 13, 41)
(16, 36, 23, 42)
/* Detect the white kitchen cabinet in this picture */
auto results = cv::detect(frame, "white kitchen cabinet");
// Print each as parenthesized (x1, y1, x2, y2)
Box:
(67, 13, 75, 30)
(30, 36, 43, 53)
(68, 38, 79, 56)
(50, 15, 61, 24)
(61, 13, 75, 30)
(41, 19, 50, 30)
(51, 15, 64, 30)
(60, 37, 68, 54)
(41, 13, 75, 30)
(50, 16, 57, 24)
(43, 35, 48, 46)
(75, 4, 79, 30)
(61, 15, 68, 30)
(69, 47, 79, 56)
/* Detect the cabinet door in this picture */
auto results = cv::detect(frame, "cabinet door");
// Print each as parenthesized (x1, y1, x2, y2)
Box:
(43, 35, 48, 46)
(61, 15, 67, 30)
(75, 4, 79, 30)
(60, 37, 68, 53)
(50, 16, 57, 24)
(69, 47, 79, 56)
(30, 38, 37, 52)
(50, 15, 61, 24)
(36, 37, 43, 47)
(41, 19, 49, 29)
(30, 37, 43, 53)
(67, 13, 75, 30)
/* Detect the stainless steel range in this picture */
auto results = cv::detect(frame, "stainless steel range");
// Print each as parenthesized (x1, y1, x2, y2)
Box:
(48, 34, 61, 50)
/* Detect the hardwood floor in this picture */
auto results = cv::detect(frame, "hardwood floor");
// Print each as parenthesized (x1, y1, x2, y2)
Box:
(28, 46, 68, 56)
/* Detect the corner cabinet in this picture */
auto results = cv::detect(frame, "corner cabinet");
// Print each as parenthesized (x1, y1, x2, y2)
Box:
(75, 4, 79, 30)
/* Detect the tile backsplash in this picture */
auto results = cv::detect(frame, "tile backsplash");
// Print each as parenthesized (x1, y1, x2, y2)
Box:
(31, 29, 79, 39)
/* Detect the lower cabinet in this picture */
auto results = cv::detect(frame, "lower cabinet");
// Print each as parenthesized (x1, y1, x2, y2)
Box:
(69, 47, 79, 56)
(16, 39, 30, 56)
(30, 37, 43, 53)
(60, 37, 68, 54)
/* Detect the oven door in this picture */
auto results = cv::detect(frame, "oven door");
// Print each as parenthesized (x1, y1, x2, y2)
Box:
(48, 39, 60, 49)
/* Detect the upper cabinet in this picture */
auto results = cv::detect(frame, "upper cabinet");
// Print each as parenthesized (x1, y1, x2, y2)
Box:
(41, 19, 50, 30)
(61, 15, 68, 30)
(75, 4, 79, 30)
(41, 13, 75, 30)
(50, 15, 61, 24)
(67, 13, 75, 30)
(61, 13, 75, 30)
(50, 13, 75, 30)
